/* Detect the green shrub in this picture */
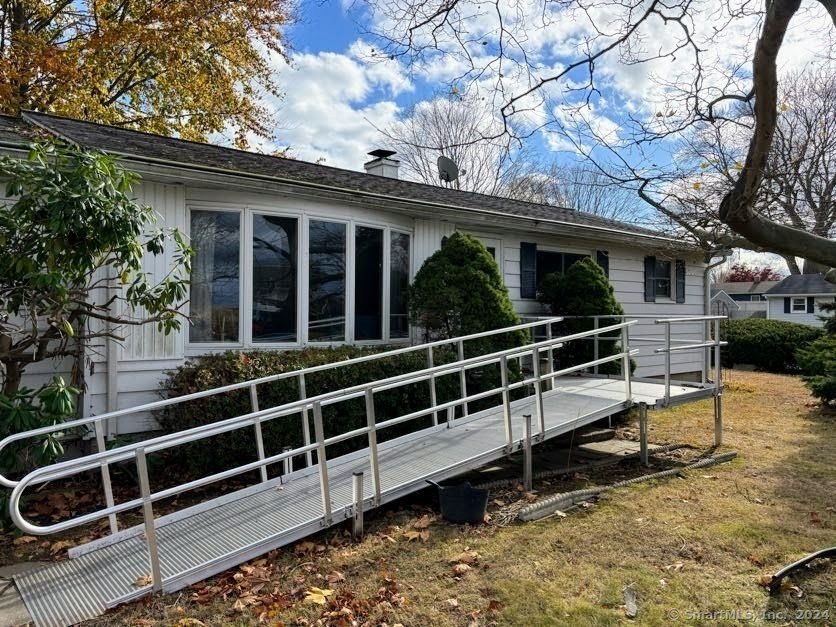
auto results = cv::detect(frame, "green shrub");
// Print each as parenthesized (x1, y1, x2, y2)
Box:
(538, 257, 628, 375)
(0, 376, 79, 529)
(721, 319, 823, 373)
(156, 347, 469, 475)
(409, 232, 528, 355)
(796, 302, 836, 405)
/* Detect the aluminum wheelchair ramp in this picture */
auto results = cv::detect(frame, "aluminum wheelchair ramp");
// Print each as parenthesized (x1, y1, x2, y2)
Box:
(2, 316, 726, 627)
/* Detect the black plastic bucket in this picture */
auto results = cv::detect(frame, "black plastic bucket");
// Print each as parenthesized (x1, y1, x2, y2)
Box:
(427, 480, 489, 524)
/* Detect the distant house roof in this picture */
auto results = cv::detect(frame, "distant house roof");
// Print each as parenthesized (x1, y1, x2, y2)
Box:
(712, 280, 782, 295)
(764, 274, 836, 296)
(0, 111, 694, 250)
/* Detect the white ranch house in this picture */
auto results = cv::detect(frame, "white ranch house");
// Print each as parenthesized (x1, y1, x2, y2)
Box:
(1, 112, 711, 435)
(764, 274, 836, 327)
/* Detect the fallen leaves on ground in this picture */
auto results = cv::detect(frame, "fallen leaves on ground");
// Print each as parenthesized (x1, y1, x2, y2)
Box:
(304, 587, 335, 605)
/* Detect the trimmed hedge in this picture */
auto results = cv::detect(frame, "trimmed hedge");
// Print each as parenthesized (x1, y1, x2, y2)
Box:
(721, 319, 823, 373)
(156, 346, 514, 475)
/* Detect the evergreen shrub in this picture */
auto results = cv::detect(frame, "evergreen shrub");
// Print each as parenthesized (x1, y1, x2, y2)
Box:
(538, 257, 629, 375)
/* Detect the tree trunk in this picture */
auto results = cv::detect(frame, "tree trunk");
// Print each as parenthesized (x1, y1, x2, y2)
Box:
(782, 255, 801, 275)
(2, 360, 23, 397)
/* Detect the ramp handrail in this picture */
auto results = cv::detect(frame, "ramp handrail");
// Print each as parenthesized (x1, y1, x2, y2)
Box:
(653, 315, 727, 406)
(0, 315, 564, 491)
(8, 319, 638, 591)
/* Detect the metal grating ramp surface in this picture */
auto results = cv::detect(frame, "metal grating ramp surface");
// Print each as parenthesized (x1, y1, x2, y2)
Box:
(14, 378, 709, 627)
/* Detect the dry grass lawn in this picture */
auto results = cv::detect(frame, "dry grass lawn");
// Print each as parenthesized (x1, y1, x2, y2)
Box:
(92, 370, 835, 626)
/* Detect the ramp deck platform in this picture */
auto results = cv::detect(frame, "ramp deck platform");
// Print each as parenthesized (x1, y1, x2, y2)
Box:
(14, 378, 712, 627)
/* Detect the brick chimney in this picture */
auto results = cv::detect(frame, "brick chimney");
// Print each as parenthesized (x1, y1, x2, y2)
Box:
(363, 149, 400, 179)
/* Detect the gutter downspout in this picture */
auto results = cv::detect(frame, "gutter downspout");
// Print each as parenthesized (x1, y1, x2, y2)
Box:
(704, 251, 731, 385)
(105, 281, 119, 438)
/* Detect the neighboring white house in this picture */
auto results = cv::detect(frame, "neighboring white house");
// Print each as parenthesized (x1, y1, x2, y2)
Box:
(710, 280, 781, 318)
(1, 111, 712, 435)
(764, 274, 836, 327)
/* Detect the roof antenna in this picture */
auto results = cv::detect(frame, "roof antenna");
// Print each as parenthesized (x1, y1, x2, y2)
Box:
(437, 155, 463, 189)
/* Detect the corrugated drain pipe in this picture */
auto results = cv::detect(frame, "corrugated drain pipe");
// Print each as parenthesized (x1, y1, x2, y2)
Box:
(517, 451, 738, 521)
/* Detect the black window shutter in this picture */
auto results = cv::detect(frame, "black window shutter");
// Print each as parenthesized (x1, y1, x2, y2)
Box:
(596, 250, 609, 277)
(784, 297, 791, 313)
(807, 296, 815, 313)
(520, 242, 537, 299)
(643, 256, 656, 302)
(675, 259, 686, 303)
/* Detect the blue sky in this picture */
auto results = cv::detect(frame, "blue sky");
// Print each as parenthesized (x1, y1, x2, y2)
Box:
(251, 0, 831, 272)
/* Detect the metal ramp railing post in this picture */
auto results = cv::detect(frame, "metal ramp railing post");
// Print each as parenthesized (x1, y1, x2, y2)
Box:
(93, 421, 118, 534)
(500, 355, 512, 449)
(523, 413, 533, 491)
(427, 346, 438, 426)
(249, 384, 268, 482)
(312, 402, 332, 524)
(136, 447, 162, 592)
(532, 346, 545, 437)
(593, 317, 600, 374)
(298, 374, 313, 467)
(364, 389, 381, 505)
(663, 322, 672, 406)
(621, 323, 632, 403)
(544, 323, 554, 391)
(713, 318, 723, 447)
(457, 339, 468, 417)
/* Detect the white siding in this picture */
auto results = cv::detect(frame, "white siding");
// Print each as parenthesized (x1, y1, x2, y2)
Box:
(412, 219, 455, 275)
(767, 296, 834, 328)
(412, 225, 708, 379)
(122, 183, 187, 361)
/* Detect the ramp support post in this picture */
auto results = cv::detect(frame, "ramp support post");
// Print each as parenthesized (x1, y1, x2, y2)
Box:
(523, 413, 533, 492)
(283, 446, 292, 479)
(312, 402, 332, 524)
(500, 355, 512, 448)
(364, 389, 382, 505)
(638, 402, 649, 467)
(352, 472, 364, 538)
(136, 447, 162, 592)
(427, 347, 438, 426)
(714, 394, 723, 447)
(532, 348, 545, 437)
(458, 340, 468, 417)
(94, 421, 118, 535)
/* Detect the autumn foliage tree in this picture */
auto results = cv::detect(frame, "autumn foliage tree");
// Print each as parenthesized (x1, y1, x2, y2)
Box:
(0, 0, 291, 143)
(721, 263, 783, 282)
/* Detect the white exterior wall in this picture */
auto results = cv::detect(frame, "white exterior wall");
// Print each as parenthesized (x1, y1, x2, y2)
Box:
(476, 231, 705, 378)
(13, 180, 708, 435)
(766, 296, 834, 327)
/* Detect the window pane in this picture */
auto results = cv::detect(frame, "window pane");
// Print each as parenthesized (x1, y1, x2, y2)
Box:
(390, 231, 411, 339)
(189, 210, 241, 343)
(536, 251, 563, 286)
(355, 226, 383, 340)
(655, 260, 672, 298)
(252, 215, 297, 342)
(309, 220, 346, 341)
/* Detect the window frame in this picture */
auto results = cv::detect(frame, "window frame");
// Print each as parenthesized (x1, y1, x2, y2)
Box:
(791, 297, 807, 313)
(186, 204, 413, 353)
(654, 259, 672, 300)
(305, 215, 350, 346)
(248, 210, 302, 346)
(186, 205, 246, 350)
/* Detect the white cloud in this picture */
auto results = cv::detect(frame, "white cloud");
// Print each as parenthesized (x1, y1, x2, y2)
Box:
(246, 44, 412, 170)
